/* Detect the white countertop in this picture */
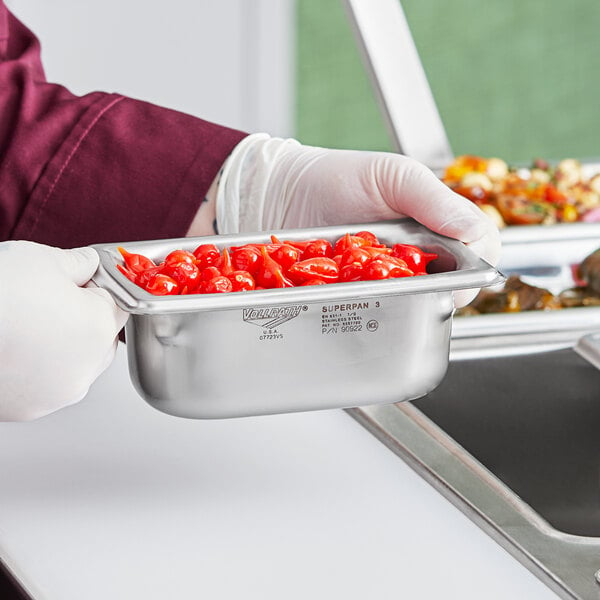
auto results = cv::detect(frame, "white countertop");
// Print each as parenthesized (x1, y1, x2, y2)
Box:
(0, 345, 556, 600)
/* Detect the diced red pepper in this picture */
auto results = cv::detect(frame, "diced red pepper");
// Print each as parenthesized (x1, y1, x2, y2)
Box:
(333, 233, 370, 255)
(118, 228, 436, 295)
(391, 244, 438, 275)
(268, 242, 300, 271)
(338, 262, 366, 282)
(365, 256, 414, 280)
(231, 245, 262, 275)
(255, 247, 294, 288)
(300, 278, 327, 286)
(163, 261, 201, 291)
(354, 230, 382, 246)
(228, 270, 256, 292)
(301, 239, 334, 260)
(338, 247, 372, 268)
(137, 265, 164, 288)
(217, 248, 233, 276)
(164, 249, 196, 268)
(193, 243, 220, 269)
(200, 266, 222, 281)
(144, 273, 180, 295)
(287, 257, 339, 284)
(362, 246, 393, 258)
(200, 276, 233, 294)
(283, 239, 311, 252)
(117, 247, 156, 274)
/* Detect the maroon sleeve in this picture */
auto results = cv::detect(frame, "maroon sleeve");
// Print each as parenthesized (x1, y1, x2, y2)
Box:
(0, 3, 248, 248)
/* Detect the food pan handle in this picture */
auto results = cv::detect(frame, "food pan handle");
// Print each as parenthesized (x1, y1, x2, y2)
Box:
(90, 249, 141, 312)
(574, 332, 600, 371)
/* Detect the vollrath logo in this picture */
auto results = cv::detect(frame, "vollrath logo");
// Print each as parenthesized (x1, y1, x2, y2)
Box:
(243, 305, 304, 329)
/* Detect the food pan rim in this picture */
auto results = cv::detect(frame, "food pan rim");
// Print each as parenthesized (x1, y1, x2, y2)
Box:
(91, 218, 502, 314)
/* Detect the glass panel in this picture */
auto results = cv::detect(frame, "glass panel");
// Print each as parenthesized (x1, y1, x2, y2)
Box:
(297, 0, 600, 163)
(296, 0, 392, 151)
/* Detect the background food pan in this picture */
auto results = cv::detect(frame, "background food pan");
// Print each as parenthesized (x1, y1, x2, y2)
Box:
(452, 222, 600, 359)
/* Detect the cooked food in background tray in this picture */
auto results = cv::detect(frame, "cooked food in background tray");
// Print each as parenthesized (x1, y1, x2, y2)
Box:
(578, 247, 600, 295)
(457, 246, 600, 316)
(443, 155, 600, 227)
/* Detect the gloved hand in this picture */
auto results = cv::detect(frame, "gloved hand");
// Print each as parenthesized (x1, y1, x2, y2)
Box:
(0, 241, 128, 421)
(216, 134, 501, 306)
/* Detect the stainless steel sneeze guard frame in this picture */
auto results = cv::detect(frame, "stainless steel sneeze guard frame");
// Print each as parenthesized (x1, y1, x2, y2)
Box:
(342, 0, 453, 171)
(92, 219, 501, 419)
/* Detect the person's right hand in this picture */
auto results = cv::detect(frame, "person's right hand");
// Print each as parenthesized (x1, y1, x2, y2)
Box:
(217, 134, 501, 307)
(0, 241, 128, 421)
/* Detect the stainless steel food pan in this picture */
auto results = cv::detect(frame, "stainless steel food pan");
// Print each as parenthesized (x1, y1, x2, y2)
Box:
(92, 219, 501, 419)
(452, 222, 600, 359)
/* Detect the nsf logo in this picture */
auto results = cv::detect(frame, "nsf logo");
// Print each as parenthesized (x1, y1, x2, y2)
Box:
(366, 319, 379, 332)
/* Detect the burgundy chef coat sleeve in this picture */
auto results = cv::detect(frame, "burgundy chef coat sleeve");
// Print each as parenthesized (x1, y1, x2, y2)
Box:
(0, 2, 248, 248)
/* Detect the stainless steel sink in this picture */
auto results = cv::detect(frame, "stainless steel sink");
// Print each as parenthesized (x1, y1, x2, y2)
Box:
(349, 347, 600, 599)
(415, 349, 600, 538)
(349, 224, 600, 600)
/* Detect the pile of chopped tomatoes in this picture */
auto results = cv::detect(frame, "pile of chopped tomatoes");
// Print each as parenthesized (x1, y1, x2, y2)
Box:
(116, 230, 438, 296)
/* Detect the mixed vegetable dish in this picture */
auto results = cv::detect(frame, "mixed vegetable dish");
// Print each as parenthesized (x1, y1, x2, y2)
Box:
(116, 231, 438, 296)
(443, 155, 600, 227)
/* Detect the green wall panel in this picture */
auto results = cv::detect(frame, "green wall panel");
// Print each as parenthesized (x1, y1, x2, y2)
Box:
(297, 0, 600, 164)
(296, 0, 392, 151)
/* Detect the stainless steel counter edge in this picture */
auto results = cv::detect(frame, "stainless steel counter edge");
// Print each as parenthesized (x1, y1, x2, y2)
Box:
(452, 306, 600, 339)
(499, 221, 600, 245)
(347, 402, 600, 600)
(574, 332, 600, 372)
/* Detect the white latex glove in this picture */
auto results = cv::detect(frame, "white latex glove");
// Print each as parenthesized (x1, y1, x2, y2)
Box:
(0, 241, 129, 421)
(217, 133, 501, 307)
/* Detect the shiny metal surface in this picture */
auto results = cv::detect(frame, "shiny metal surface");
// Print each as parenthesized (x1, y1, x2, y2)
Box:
(350, 225, 600, 599)
(343, 0, 454, 172)
(92, 219, 500, 419)
(575, 332, 600, 372)
(125, 291, 452, 419)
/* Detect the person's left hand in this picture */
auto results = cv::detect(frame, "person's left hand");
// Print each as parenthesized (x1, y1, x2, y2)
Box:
(0, 242, 128, 421)
(216, 134, 501, 306)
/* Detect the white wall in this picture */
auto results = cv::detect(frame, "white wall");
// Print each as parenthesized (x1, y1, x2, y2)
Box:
(6, 0, 295, 137)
